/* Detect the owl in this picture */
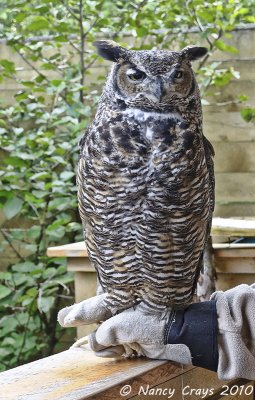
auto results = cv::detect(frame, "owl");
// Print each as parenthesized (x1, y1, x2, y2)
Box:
(77, 40, 214, 314)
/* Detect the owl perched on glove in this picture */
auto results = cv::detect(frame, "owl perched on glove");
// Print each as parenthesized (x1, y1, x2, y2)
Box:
(77, 40, 214, 314)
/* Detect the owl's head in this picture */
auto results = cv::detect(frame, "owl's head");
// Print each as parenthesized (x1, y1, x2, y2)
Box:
(94, 40, 207, 112)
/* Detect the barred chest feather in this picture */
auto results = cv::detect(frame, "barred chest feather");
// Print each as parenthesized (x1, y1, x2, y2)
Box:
(78, 106, 213, 314)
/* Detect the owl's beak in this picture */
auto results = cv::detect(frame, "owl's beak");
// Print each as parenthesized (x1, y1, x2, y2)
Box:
(146, 79, 164, 103)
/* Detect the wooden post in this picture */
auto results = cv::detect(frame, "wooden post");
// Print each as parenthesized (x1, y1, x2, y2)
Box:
(47, 243, 97, 339)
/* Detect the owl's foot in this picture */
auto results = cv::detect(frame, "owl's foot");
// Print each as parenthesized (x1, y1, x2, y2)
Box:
(57, 293, 112, 327)
(73, 331, 143, 359)
(70, 335, 90, 349)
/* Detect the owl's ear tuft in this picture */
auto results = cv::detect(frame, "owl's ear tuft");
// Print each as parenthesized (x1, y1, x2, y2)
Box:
(181, 46, 208, 61)
(93, 40, 127, 62)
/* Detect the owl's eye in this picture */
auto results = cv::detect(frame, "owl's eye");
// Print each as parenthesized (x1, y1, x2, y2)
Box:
(173, 70, 184, 80)
(127, 68, 146, 82)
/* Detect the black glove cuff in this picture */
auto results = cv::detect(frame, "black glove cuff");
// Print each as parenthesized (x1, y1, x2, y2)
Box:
(164, 301, 218, 372)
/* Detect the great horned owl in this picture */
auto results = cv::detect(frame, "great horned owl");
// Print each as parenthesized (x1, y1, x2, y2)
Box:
(77, 40, 214, 314)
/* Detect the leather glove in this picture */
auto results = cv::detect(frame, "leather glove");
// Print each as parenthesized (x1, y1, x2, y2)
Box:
(87, 304, 193, 365)
(58, 296, 218, 371)
(57, 293, 111, 327)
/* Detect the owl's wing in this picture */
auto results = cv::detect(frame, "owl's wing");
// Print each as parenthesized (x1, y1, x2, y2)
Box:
(202, 134, 215, 234)
(77, 126, 91, 241)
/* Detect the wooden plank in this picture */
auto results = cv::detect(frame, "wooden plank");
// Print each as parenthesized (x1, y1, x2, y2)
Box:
(214, 242, 255, 249)
(216, 273, 255, 292)
(212, 217, 255, 237)
(215, 173, 255, 203)
(214, 203, 255, 218)
(47, 242, 88, 257)
(205, 379, 254, 400)
(213, 142, 255, 173)
(68, 257, 94, 272)
(130, 367, 241, 400)
(0, 349, 192, 400)
(214, 248, 255, 258)
(93, 362, 193, 400)
(207, 80, 255, 103)
(203, 111, 255, 143)
(215, 258, 255, 273)
(74, 271, 97, 339)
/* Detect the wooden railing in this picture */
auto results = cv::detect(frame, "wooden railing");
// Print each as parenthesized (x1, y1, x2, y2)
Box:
(0, 347, 252, 400)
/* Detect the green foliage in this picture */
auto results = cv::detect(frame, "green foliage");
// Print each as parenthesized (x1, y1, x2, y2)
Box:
(241, 106, 255, 123)
(0, 260, 73, 369)
(0, 0, 254, 371)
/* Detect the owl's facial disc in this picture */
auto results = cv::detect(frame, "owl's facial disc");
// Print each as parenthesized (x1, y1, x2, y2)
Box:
(116, 62, 193, 107)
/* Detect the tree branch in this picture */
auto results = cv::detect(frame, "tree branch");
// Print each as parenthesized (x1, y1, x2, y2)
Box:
(0, 229, 26, 262)
(79, 0, 85, 105)
(59, 0, 80, 22)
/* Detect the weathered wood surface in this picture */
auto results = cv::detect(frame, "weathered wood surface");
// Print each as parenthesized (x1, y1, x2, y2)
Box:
(212, 142, 255, 172)
(0, 347, 249, 400)
(212, 217, 255, 237)
(0, 349, 192, 400)
(215, 258, 255, 273)
(47, 242, 88, 258)
(215, 173, 255, 203)
(204, 111, 255, 143)
(215, 204, 255, 219)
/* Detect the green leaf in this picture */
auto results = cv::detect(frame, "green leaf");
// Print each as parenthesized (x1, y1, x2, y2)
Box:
(46, 226, 65, 239)
(0, 59, 15, 73)
(0, 119, 7, 128)
(241, 108, 255, 122)
(48, 197, 70, 211)
(239, 94, 249, 102)
(0, 348, 12, 358)
(4, 156, 27, 167)
(0, 272, 11, 280)
(0, 317, 18, 336)
(60, 171, 75, 181)
(0, 285, 12, 300)
(37, 296, 55, 313)
(214, 40, 238, 54)
(11, 262, 35, 273)
(30, 172, 51, 181)
(3, 197, 23, 219)
(25, 17, 49, 31)
(26, 287, 38, 297)
(27, 226, 41, 239)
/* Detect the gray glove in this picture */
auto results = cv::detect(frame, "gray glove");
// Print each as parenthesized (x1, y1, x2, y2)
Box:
(58, 299, 192, 365)
(57, 293, 111, 327)
(211, 283, 255, 380)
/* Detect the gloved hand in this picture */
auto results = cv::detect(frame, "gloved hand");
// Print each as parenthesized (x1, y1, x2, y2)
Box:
(58, 297, 218, 371)
(87, 304, 193, 365)
(58, 284, 255, 380)
(57, 293, 112, 327)
(87, 301, 218, 373)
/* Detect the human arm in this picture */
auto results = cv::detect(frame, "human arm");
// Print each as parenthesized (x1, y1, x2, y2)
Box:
(58, 284, 255, 380)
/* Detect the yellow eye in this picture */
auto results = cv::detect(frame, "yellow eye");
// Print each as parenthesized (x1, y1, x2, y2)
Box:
(127, 69, 146, 81)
